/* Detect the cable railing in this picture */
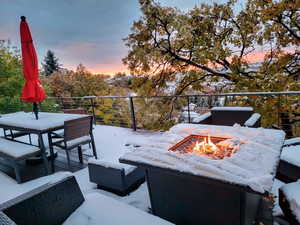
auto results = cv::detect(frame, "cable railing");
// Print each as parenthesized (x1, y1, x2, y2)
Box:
(1, 91, 300, 137)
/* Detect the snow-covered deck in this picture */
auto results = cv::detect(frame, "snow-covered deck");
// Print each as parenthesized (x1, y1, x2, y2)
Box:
(0, 125, 161, 211)
(0, 124, 288, 224)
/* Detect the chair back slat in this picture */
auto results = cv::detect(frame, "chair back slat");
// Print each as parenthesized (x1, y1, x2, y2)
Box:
(64, 116, 92, 141)
(63, 109, 87, 114)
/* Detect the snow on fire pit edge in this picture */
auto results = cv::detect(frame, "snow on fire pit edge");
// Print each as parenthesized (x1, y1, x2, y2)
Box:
(121, 123, 285, 194)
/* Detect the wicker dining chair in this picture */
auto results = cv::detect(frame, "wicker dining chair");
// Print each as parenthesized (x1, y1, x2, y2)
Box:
(49, 116, 97, 171)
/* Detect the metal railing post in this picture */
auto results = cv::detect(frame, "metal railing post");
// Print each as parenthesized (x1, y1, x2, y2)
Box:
(277, 95, 281, 127)
(187, 96, 191, 123)
(129, 96, 137, 131)
(90, 97, 96, 125)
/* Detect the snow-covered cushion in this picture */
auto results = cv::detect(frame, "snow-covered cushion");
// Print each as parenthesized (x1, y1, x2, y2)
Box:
(211, 106, 253, 111)
(67, 136, 91, 146)
(244, 113, 261, 127)
(284, 137, 300, 146)
(0, 138, 40, 160)
(54, 136, 91, 149)
(88, 158, 136, 175)
(280, 180, 300, 222)
(281, 145, 300, 166)
(63, 192, 174, 225)
(192, 112, 211, 123)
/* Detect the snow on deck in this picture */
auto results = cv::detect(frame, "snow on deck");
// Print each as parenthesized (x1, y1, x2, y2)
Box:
(0, 122, 286, 220)
(0, 125, 159, 212)
(121, 123, 285, 194)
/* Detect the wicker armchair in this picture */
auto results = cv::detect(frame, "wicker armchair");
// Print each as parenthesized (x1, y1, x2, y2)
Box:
(193, 106, 261, 128)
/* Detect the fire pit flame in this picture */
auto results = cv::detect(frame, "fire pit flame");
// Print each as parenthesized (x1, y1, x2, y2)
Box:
(193, 136, 219, 153)
(169, 135, 241, 160)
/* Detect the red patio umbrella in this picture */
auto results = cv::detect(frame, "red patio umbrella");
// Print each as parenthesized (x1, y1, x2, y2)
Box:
(20, 16, 46, 119)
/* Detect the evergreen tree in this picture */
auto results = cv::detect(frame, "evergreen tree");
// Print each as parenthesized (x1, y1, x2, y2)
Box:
(42, 50, 61, 76)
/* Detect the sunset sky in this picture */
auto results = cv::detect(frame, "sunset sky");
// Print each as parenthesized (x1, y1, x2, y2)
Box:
(1, 0, 249, 75)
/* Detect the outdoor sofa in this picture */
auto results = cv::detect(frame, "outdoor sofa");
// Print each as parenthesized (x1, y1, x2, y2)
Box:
(0, 175, 173, 225)
(193, 106, 261, 127)
(277, 180, 300, 225)
(277, 138, 300, 182)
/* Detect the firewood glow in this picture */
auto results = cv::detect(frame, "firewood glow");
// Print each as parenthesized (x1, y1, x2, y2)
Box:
(169, 135, 240, 160)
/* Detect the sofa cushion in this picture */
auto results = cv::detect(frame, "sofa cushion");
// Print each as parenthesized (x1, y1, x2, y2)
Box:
(63, 192, 174, 225)
(281, 145, 300, 167)
(0, 138, 40, 160)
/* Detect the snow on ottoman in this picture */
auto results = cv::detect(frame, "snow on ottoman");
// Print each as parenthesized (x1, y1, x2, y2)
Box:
(88, 159, 145, 196)
(279, 180, 300, 225)
(278, 145, 300, 182)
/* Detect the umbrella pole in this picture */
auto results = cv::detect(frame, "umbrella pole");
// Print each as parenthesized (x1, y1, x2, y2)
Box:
(33, 102, 39, 120)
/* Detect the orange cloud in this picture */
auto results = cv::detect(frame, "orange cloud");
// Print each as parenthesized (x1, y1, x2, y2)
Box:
(54, 41, 129, 76)
(244, 51, 266, 63)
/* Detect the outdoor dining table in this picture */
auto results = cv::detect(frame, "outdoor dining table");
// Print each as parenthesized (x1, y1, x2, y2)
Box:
(0, 112, 91, 174)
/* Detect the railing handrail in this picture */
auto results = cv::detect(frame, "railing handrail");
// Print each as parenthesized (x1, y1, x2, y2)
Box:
(47, 91, 300, 99)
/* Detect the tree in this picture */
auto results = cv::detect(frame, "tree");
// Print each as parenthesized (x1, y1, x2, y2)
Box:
(122, 0, 300, 131)
(123, 0, 300, 95)
(124, 0, 263, 95)
(42, 50, 61, 76)
(0, 40, 53, 113)
(0, 40, 23, 98)
(46, 64, 132, 127)
(46, 63, 108, 97)
(248, 0, 300, 80)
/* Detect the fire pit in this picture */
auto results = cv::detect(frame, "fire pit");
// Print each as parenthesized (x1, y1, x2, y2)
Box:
(168, 135, 241, 160)
(120, 124, 285, 225)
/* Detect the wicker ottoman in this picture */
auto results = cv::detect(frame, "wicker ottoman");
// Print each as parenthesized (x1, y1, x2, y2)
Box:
(88, 159, 145, 196)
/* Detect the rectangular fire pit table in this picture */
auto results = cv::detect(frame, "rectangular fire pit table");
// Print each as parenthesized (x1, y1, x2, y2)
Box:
(120, 124, 286, 225)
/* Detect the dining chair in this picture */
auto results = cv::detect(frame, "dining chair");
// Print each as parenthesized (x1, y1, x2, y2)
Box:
(52, 108, 88, 139)
(49, 116, 97, 171)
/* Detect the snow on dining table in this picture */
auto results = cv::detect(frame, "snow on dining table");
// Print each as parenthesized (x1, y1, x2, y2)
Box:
(121, 123, 285, 194)
(0, 112, 87, 131)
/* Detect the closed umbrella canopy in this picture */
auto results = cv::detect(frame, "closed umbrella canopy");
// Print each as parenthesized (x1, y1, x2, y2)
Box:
(20, 16, 46, 119)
